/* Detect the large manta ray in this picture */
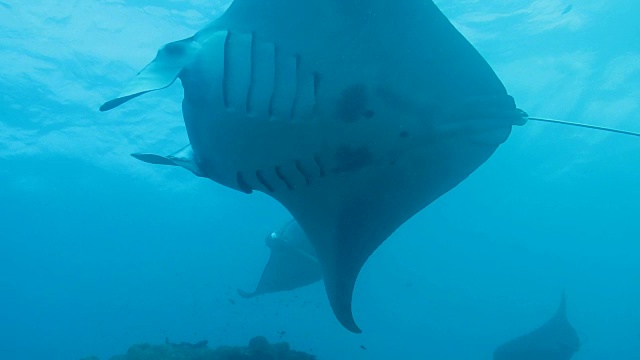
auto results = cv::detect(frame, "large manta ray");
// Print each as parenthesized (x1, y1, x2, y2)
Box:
(493, 292, 581, 360)
(238, 219, 322, 298)
(101, 0, 528, 332)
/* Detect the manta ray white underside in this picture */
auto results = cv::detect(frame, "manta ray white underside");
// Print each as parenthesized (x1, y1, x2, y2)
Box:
(101, 0, 527, 332)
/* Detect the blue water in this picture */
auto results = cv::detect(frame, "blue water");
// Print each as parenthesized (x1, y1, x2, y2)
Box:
(1, 1, 639, 359)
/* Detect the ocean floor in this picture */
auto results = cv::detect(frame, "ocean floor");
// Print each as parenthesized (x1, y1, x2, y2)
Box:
(82, 336, 316, 360)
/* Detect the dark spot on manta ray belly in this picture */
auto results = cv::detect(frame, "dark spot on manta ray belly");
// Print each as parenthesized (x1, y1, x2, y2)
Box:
(332, 145, 373, 173)
(363, 109, 375, 118)
(336, 84, 372, 123)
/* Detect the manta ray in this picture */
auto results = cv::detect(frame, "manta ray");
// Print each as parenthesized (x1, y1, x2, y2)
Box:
(100, 0, 637, 332)
(493, 292, 581, 360)
(238, 219, 322, 299)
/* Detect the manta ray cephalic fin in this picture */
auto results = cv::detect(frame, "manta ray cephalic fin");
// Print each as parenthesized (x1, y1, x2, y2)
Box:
(100, 37, 199, 112)
(131, 144, 205, 177)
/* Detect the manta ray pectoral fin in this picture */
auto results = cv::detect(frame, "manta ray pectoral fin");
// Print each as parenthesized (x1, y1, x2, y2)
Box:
(278, 120, 510, 333)
(100, 36, 198, 112)
(131, 144, 205, 177)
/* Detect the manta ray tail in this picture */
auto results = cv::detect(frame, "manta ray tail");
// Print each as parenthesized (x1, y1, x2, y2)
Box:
(131, 144, 205, 177)
(527, 116, 640, 137)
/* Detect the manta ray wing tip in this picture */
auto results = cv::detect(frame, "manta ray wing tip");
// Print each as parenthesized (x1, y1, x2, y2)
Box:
(334, 306, 362, 333)
(345, 321, 362, 334)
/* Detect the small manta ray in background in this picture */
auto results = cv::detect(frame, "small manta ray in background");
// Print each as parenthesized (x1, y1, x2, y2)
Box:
(237, 219, 322, 298)
(100, 0, 639, 332)
(493, 291, 581, 360)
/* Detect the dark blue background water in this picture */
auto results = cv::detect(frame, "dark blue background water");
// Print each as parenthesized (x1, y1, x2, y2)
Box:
(1, 1, 639, 359)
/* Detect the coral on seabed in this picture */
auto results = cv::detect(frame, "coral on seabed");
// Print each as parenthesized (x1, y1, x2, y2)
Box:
(93, 336, 316, 360)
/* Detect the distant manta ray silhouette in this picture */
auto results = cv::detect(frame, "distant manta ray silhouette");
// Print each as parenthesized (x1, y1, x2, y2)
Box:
(237, 219, 322, 299)
(100, 0, 639, 332)
(494, 291, 581, 360)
